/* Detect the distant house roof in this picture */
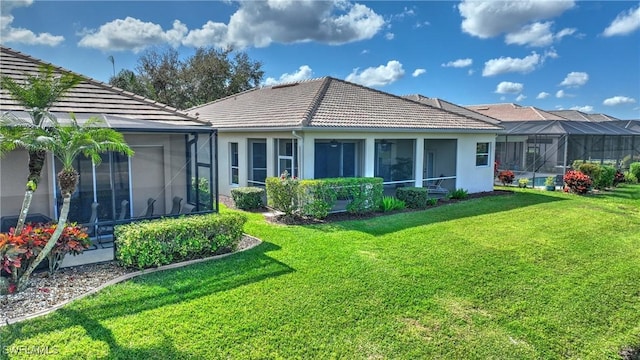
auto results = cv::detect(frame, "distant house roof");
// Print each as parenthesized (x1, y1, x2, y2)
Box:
(0, 46, 209, 132)
(187, 77, 502, 132)
(403, 94, 502, 125)
(548, 110, 619, 122)
(466, 103, 565, 121)
(500, 120, 640, 136)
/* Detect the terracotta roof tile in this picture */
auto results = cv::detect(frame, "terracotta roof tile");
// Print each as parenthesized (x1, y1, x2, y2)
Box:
(188, 77, 502, 131)
(1, 46, 205, 126)
(466, 103, 565, 121)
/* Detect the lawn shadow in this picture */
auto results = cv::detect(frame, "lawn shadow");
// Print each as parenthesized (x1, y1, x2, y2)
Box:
(0, 241, 294, 348)
(310, 191, 568, 236)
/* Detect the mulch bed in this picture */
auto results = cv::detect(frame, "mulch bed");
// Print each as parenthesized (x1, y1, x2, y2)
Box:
(222, 190, 514, 226)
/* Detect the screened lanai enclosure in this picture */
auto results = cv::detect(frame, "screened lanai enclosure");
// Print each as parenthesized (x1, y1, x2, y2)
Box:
(0, 113, 218, 250)
(495, 120, 640, 186)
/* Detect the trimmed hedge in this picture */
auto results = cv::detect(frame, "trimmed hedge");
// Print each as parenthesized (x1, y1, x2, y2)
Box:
(115, 212, 247, 269)
(396, 187, 430, 209)
(298, 177, 384, 217)
(631, 162, 640, 183)
(231, 187, 265, 210)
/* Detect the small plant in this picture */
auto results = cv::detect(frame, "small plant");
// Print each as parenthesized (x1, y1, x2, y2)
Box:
(497, 170, 515, 185)
(449, 188, 468, 199)
(518, 178, 529, 188)
(426, 198, 438, 206)
(265, 171, 299, 216)
(544, 176, 555, 186)
(396, 187, 429, 208)
(613, 170, 626, 186)
(563, 170, 592, 195)
(379, 196, 406, 212)
(231, 187, 265, 210)
(630, 162, 640, 183)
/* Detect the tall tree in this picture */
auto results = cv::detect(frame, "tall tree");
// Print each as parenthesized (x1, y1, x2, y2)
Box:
(16, 115, 133, 290)
(0, 65, 81, 234)
(108, 47, 264, 109)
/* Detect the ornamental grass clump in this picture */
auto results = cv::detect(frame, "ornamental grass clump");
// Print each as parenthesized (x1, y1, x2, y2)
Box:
(564, 170, 592, 195)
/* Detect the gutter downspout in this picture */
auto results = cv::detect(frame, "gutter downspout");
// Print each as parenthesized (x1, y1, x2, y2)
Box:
(292, 131, 304, 179)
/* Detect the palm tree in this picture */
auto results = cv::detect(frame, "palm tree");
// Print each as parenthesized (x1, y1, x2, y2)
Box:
(0, 65, 81, 234)
(16, 114, 133, 290)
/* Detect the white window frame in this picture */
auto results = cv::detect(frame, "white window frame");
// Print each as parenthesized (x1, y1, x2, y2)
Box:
(230, 142, 239, 185)
(276, 139, 298, 177)
(476, 142, 490, 167)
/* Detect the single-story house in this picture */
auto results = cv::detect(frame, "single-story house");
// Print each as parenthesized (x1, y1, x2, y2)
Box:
(0, 46, 218, 236)
(465, 103, 640, 184)
(187, 77, 503, 197)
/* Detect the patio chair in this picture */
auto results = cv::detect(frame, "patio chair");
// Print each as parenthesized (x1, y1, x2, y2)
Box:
(426, 178, 449, 195)
(169, 196, 183, 215)
(144, 198, 156, 217)
(117, 200, 129, 221)
(180, 203, 196, 214)
(83, 202, 100, 237)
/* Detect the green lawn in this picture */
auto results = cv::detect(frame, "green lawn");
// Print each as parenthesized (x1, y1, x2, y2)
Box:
(1, 185, 639, 359)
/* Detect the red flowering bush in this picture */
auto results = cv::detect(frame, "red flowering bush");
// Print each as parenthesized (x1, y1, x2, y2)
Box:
(1, 223, 91, 288)
(563, 170, 592, 195)
(613, 170, 626, 186)
(497, 170, 515, 185)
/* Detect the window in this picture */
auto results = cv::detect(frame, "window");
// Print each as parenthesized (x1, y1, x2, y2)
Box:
(248, 139, 267, 186)
(276, 139, 297, 177)
(230, 142, 239, 185)
(476, 142, 490, 166)
(314, 140, 358, 178)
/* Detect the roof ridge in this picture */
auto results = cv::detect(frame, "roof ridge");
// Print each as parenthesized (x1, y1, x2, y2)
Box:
(0, 46, 206, 124)
(302, 77, 331, 127)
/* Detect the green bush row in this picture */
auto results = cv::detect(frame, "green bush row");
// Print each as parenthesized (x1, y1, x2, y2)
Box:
(630, 162, 640, 183)
(115, 212, 247, 269)
(571, 160, 626, 189)
(266, 174, 384, 219)
(231, 187, 264, 210)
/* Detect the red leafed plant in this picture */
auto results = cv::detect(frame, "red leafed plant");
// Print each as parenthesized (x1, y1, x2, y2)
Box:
(1, 223, 91, 286)
(497, 170, 515, 185)
(563, 170, 592, 195)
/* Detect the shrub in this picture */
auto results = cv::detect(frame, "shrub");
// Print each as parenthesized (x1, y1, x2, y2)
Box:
(1, 223, 91, 292)
(630, 162, 640, 183)
(613, 170, 625, 186)
(593, 165, 616, 189)
(624, 170, 637, 183)
(298, 180, 337, 219)
(563, 170, 592, 195)
(573, 161, 602, 183)
(449, 188, 469, 199)
(379, 196, 406, 212)
(115, 212, 247, 269)
(231, 187, 265, 210)
(396, 187, 430, 208)
(518, 178, 529, 188)
(426, 198, 438, 206)
(497, 170, 515, 185)
(265, 171, 299, 216)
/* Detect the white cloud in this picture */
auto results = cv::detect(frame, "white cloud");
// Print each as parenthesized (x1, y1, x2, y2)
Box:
(264, 65, 313, 86)
(468, 69, 475, 76)
(537, 92, 550, 99)
(603, 5, 640, 37)
(603, 96, 637, 106)
(559, 72, 589, 87)
(346, 60, 405, 87)
(516, 94, 527, 102)
(570, 105, 594, 112)
(482, 52, 543, 77)
(414, 21, 430, 28)
(495, 81, 523, 94)
(0, 0, 64, 46)
(458, 0, 575, 38)
(412, 68, 426, 77)
(216, 1, 385, 48)
(385, 32, 395, 40)
(361, 49, 369, 55)
(78, 17, 187, 52)
(505, 21, 577, 47)
(556, 89, 574, 98)
(442, 58, 473, 68)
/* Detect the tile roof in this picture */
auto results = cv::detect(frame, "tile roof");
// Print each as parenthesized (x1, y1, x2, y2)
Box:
(188, 77, 502, 131)
(404, 94, 502, 125)
(0, 46, 207, 129)
(465, 103, 565, 121)
(549, 110, 619, 122)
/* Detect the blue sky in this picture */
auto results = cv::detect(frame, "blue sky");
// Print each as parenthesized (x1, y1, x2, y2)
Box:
(2, 0, 639, 119)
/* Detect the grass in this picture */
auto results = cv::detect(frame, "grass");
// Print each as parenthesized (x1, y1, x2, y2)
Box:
(1, 185, 639, 359)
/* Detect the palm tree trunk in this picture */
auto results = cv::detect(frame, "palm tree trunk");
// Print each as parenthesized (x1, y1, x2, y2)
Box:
(14, 149, 46, 234)
(17, 195, 70, 291)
